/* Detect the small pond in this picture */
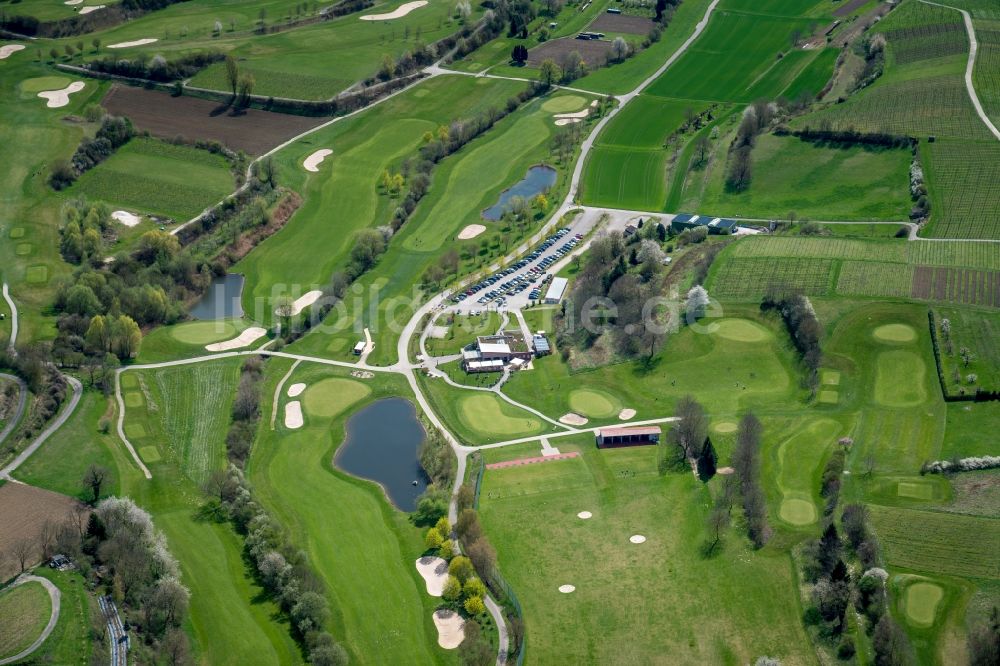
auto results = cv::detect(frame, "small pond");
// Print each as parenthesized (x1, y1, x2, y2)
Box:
(334, 397, 429, 512)
(190, 274, 245, 320)
(481, 165, 557, 221)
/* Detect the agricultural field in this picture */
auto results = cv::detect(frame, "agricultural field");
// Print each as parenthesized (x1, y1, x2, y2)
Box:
(68, 137, 236, 222)
(711, 257, 835, 299)
(0, 579, 51, 660)
(934, 307, 1000, 393)
(0, 482, 82, 582)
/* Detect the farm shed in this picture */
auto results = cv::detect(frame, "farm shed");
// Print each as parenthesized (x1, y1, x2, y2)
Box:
(596, 426, 661, 448)
(671, 213, 738, 235)
(544, 277, 568, 304)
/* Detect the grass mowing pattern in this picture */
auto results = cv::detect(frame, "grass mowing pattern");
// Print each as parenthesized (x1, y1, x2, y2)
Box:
(729, 236, 1000, 269)
(972, 20, 1000, 125)
(70, 138, 235, 221)
(869, 505, 1000, 579)
(0, 581, 51, 660)
(150, 361, 240, 484)
(903, 581, 944, 627)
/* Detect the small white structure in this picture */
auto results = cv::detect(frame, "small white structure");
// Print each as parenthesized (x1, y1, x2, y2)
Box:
(353, 341, 365, 355)
(544, 277, 568, 304)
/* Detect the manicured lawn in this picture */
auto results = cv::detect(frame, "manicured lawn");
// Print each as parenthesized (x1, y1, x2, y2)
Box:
(300, 377, 370, 417)
(22, 568, 96, 666)
(0, 580, 51, 660)
(424, 311, 502, 357)
(69, 138, 235, 222)
(941, 402, 1000, 459)
(478, 442, 815, 663)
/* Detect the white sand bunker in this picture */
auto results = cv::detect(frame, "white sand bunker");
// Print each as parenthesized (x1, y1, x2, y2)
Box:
(554, 117, 582, 126)
(277, 290, 322, 316)
(0, 44, 26, 59)
(65, 0, 83, 4)
(284, 400, 303, 429)
(558, 584, 576, 593)
(458, 224, 486, 240)
(629, 534, 646, 544)
(205, 326, 267, 351)
(559, 412, 588, 426)
(716, 466, 735, 475)
(618, 408, 636, 420)
(432, 609, 465, 649)
(38, 81, 85, 108)
(303, 149, 332, 172)
(577, 511, 592, 519)
(80, 5, 105, 14)
(351, 370, 375, 379)
(287, 382, 306, 397)
(360, 0, 427, 20)
(112, 210, 142, 227)
(415, 556, 448, 596)
(107, 38, 159, 49)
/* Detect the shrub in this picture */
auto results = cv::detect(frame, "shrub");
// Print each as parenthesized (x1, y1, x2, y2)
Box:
(464, 595, 486, 616)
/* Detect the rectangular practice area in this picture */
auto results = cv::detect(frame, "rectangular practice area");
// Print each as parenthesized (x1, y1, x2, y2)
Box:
(595, 426, 661, 448)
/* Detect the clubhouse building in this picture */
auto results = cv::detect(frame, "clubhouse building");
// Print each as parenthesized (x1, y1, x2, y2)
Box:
(595, 425, 661, 448)
(462, 333, 533, 373)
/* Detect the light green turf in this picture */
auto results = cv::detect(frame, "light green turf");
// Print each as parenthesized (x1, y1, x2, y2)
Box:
(459, 393, 543, 437)
(301, 377, 370, 418)
(898, 481, 935, 500)
(873, 323, 918, 343)
(904, 582, 944, 627)
(0, 581, 51, 661)
(779, 496, 817, 527)
(818, 390, 839, 404)
(874, 350, 928, 408)
(820, 369, 841, 386)
(713, 421, 738, 433)
(123, 392, 143, 408)
(710, 318, 771, 343)
(19, 76, 72, 95)
(567, 388, 620, 419)
(771, 417, 841, 528)
(139, 445, 162, 463)
(541, 95, 587, 113)
(170, 320, 239, 345)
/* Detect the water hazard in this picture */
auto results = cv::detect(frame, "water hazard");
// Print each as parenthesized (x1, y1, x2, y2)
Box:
(481, 165, 557, 220)
(189, 274, 245, 320)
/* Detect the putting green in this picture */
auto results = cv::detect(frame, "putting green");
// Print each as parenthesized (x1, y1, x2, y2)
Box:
(171, 320, 238, 345)
(874, 350, 927, 407)
(20, 76, 71, 95)
(898, 481, 934, 500)
(139, 445, 162, 463)
(568, 388, 620, 419)
(820, 369, 841, 386)
(459, 393, 542, 436)
(904, 582, 943, 627)
(9, 227, 24, 239)
(302, 378, 370, 418)
(124, 422, 147, 438)
(120, 373, 138, 390)
(25, 265, 48, 284)
(124, 392, 144, 408)
(713, 421, 738, 434)
(818, 390, 839, 404)
(542, 95, 587, 113)
(711, 318, 771, 343)
(15, 243, 31, 256)
(873, 323, 916, 343)
(779, 497, 816, 526)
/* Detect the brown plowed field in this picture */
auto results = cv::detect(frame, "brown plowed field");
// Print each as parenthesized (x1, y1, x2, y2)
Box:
(0, 483, 85, 582)
(588, 13, 655, 35)
(102, 85, 326, 155)
(911, 266, 1000, 307)
(526, 37, 614, 67)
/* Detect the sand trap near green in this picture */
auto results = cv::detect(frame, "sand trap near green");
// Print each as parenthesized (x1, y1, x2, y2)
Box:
(568, 388, 620, 419)
(302, 378, 370, 418)
(711, 318, 771, 343)
(171, 320, 237, 345)
(712, 421, 737, 434)
(20, 76, 70, 95)
(542, 95, 587, 113)
(904, 582, 943, 627)
(779, 497, 816, 526)
(874, 350, 927, 407)
(459, 394, 542, 436)
(873, 323, 916, 343)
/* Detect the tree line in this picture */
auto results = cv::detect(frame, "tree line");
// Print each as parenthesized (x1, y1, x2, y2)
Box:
(761, 289, 822, 392)
(85, 51, 226, 84)
(49, 115, 135, 191)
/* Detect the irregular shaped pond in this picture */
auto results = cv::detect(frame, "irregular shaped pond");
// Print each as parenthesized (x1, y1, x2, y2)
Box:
(334, 397, 428, 511)
(190, 274, 245, 320)
(481, 165, 557, 221)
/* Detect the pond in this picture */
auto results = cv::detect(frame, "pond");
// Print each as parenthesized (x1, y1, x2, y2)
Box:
(481, 165, 557, 221)
(334, 397, 429, 512)
(190, 274, 245, 320)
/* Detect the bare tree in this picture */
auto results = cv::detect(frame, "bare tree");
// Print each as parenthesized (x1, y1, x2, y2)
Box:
(13, 537, 37, 572)
(39, 520, 59, 560)
(82, 464, 109, 503)
(669, 395, 708, 461)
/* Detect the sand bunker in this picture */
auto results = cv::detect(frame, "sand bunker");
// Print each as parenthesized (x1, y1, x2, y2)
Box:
(38, 81, 85, 108)
(555, 109, 591, 120)
(618, 408, 636, 420)
(65, 0, 84, 4)
(432, 609, 465, 649)
(302, 148, 332, 172)
(629, 534, 646, 544)
(204, 326, 267, 351)
(360, 0, 427, 20)
(554, 118, 583, 126)
(558, 584, 576, 593)
(278, 290, 322, 316)
(111, 210, 142, 227)
(577, 511, 592, 519)
(716, 466, 735, 475)
(284, 400, 304, 429)
(0, 44, 25, 59)
(80, 5, 105, 13)
(287, 383, 306, 398)
(351, 370, 375, 379)
(107, 38, 159, 49)
(458, 224, 486, 240)
(559, 412, 588, 426)
(415, 556, 448, 596)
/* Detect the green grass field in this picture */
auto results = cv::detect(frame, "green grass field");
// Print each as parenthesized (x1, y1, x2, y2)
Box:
(478, 441, 816, 663)
(424, 312, 502, 357)
(69, 138, 235, 222)
(19, 569, 96, 666)
(422, 381, 549, 444)
(0, 581, 51, 660)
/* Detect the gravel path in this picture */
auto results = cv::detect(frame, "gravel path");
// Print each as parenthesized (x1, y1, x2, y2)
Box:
(0, 373, 27, 447)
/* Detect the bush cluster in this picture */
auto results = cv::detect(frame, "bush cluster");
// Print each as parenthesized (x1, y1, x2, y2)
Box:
(87, 51, 225, 82)
(761, 290, 822, 389)
(921, 456, 1000, 475)
(0, 348, 67, 446)
(50, 115, 135, 190)
(225, 357, 264, 466)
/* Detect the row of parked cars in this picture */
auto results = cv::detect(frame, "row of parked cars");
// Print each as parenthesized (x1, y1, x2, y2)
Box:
(452, 227, 582, 304)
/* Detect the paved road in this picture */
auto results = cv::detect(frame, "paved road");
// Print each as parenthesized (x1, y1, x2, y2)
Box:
(0, 372, 27, 447)
(2, 282, 17, 351)
(0, 375, 82, 481)
(0, 574, 61, 666)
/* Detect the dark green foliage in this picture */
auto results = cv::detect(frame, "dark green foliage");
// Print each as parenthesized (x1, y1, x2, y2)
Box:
(87, 51, 225, 83)
(697, 437, 717, 482)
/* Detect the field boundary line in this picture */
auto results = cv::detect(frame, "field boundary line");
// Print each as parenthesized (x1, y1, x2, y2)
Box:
(919, 0, 1000, 141)
(0, 574, 61, 666)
